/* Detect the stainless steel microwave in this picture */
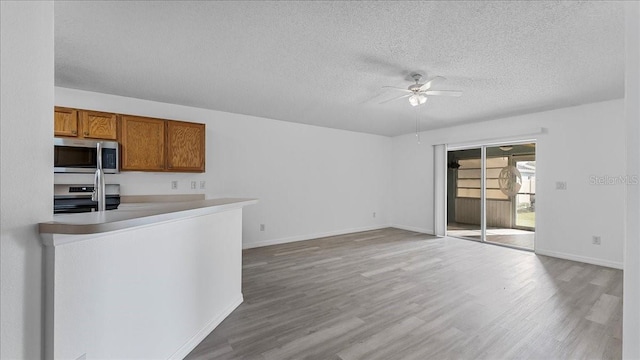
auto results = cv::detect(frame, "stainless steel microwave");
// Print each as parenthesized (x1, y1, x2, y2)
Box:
(54, 138, 119, 173)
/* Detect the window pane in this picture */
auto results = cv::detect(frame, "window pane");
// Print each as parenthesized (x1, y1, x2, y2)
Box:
(486, 156, 508, 168)
(486, 168, 502, 178)
(448, 148, 482, 240)
(457, 179, 481, 188)
(458, 158, 481, 169)
(530, 177, 536, 193)
(458, 169, 481, 179)
(486, 179, 500, 189)
(457, 188, 481, 198)
(487, 189, 509, 200)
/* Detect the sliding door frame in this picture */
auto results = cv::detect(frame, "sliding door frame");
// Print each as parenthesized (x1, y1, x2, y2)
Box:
(445, 139, 537, 249)
(511, 153, 536, 231)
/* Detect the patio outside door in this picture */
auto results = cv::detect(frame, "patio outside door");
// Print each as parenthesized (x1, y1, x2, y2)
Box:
(446, 142, 536, 251)
(513, 155, 536, 231)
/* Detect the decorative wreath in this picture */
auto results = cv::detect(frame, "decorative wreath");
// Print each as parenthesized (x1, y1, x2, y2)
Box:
(498, 166, 522, 197)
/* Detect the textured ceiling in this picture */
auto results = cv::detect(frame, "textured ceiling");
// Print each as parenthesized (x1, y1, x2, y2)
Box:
(54, 1, 625, 136)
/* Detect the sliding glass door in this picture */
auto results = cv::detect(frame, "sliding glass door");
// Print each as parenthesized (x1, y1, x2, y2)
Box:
(446, 148, 482, 241)
(446, 142, 536, 250)
(513, 155, 536, 231)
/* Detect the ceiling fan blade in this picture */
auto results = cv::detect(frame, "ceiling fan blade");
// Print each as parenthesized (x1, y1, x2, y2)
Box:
(424, 90, 462, 97)
(419, 76, 446, 91)
(379, 93, 411, 104)
(382, 86, 412, 93)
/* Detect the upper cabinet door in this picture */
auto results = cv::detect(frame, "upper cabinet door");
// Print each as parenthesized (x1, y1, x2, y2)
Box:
(80, 110, 117, 140)
(166, 120, 205, 172)
(120, 115, 166, 171)
(54, 107, 78, 137)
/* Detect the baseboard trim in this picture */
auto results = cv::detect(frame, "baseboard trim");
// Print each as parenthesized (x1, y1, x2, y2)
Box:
(535, 249, 623, 270)
(389, 224, 434, 235)
(243, 225, 390, 249)
(169, 294, 244, 360)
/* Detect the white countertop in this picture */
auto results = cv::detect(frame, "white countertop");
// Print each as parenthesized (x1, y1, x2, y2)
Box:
(39, 198, 257, 236)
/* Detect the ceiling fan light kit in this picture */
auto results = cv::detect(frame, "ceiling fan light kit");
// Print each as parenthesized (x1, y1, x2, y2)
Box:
(409, 94, 427, 106)
(380, 72, 463, 107)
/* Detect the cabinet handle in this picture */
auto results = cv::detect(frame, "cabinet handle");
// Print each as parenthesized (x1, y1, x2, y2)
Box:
(84, 131, 89, 136)
(71, 130, 77, 135)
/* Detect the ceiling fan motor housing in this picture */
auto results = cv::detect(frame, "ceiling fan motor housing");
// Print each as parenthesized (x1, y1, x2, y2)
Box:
(409, 73, 425, 91)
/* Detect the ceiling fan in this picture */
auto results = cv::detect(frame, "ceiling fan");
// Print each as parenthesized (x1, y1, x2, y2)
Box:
(380, 73, 462, 106)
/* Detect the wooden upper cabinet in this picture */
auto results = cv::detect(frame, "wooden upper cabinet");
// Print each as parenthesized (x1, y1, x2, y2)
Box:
(54, 107, 118, 140)
(120, 115, 166, 171)
(53, 106, 206, 172)
(80, 110, 117, 140)
(166, 120, 205, 172)
(54, 107, 78, 137)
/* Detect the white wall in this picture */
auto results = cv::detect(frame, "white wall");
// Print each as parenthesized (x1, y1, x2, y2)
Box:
(623, 2, 640, 358)
(391, 99, 626, 269)
(0, 2, 54, 359)
(55, 87, 392, 248)
(47, 208, 244, 360)
(390, 134, 435, 234)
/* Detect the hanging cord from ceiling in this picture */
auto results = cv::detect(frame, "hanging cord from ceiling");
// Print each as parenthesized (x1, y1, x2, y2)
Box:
(414, 103, 421, 144)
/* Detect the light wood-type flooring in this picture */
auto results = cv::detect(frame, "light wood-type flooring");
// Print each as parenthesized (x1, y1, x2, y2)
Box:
(447, 223, 535, 250)
(186, 228, 622, 360)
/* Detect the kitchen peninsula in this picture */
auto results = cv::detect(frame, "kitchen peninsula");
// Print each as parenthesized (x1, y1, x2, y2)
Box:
(39, 198, 257, 360)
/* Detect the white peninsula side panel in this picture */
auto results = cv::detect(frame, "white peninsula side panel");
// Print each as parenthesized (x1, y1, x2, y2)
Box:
(46, 208, 243, 359)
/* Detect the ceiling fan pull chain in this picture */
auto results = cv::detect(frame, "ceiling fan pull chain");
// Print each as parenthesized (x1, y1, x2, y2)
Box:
(415, 106, 421, 144)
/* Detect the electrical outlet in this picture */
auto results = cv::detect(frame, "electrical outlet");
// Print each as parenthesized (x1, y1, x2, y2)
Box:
(556, 181, 567, 190)
(200, 180, 206, 189)
(373, 212, 376, 218)
(260, 224, 265, 231)
(171, 180, 178, 190)
(191, 181, 197, 190)
(592, 236, 601, 245)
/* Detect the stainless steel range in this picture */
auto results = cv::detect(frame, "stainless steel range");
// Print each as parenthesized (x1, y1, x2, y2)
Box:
(54, 184, 121, 214)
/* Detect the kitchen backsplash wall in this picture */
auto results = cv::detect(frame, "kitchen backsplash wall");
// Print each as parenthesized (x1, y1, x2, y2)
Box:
(54, 172, 207, 196)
